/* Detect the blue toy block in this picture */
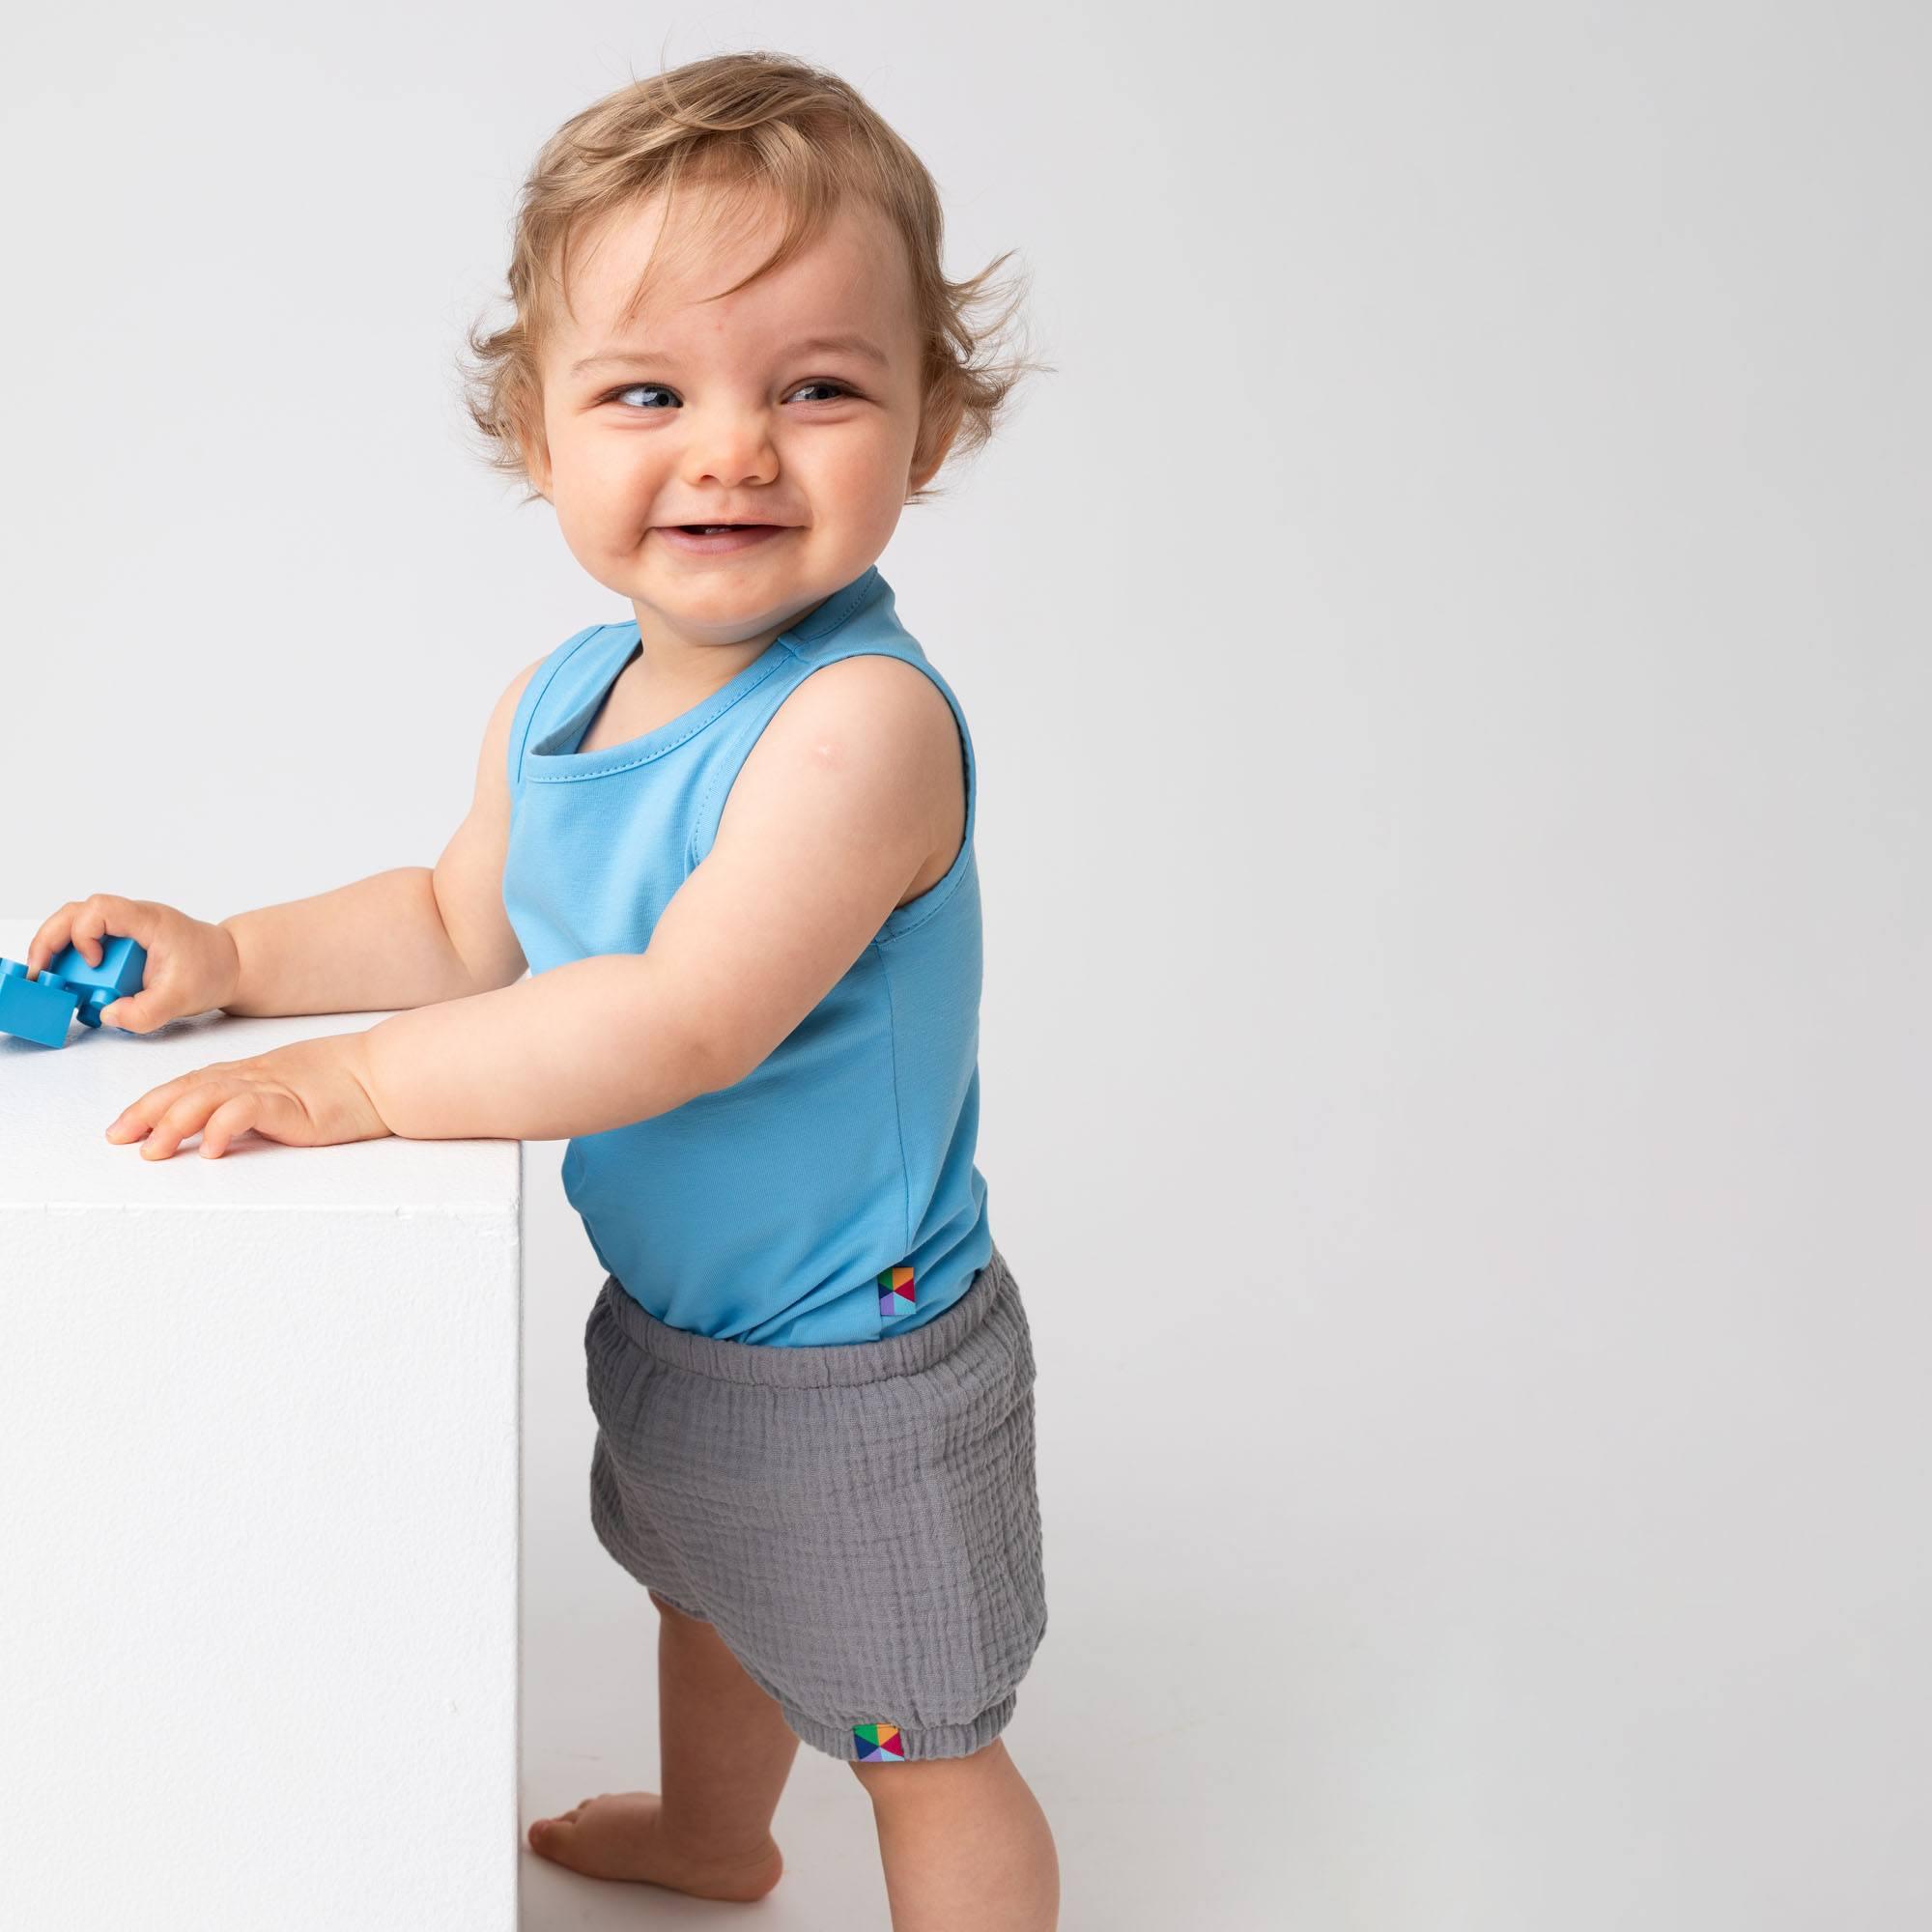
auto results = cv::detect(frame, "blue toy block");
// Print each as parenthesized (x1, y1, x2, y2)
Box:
(0, 934, 149, 1047)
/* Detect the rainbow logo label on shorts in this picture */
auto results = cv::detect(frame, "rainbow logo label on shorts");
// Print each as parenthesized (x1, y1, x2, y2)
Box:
(854, 1721, 906, 1761)
(877, 1264, 916, 1317)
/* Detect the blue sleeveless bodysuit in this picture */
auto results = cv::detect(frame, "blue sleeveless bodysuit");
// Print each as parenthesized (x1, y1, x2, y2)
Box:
(499, 564, 995, 1346)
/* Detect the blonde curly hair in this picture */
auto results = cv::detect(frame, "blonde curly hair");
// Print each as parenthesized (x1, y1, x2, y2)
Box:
(458, 50, 1052, 509)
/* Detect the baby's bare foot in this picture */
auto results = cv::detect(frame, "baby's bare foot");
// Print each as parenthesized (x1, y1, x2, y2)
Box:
(526, 1790, 783, 1901)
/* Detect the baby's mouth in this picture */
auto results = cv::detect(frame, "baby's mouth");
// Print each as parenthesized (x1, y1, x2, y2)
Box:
(654, 523, 794, 551)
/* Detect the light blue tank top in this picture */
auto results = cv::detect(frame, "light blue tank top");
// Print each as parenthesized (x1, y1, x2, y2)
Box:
(500, 564, 994, 1346)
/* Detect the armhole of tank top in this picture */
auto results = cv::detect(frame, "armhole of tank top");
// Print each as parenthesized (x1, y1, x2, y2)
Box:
(507, 625, 608, 793)
(685, 643, 978, 944)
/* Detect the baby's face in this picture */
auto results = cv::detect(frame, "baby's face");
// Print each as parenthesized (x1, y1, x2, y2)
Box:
(531, 185, 937, 649)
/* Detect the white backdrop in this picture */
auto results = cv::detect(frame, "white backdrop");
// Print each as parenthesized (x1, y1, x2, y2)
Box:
(3, 5, 1927, 1927)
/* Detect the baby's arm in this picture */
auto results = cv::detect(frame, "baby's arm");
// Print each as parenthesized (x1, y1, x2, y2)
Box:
(357, 656, 958, 1141)
(220, 661, 544, 1016)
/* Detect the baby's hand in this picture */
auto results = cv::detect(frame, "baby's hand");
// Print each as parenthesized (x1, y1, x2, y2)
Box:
(106, 1033, 390, 1159)
(25, 893, 240, 1034)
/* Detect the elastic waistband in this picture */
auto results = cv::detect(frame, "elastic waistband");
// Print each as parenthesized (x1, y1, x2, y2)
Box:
(595, 1244, 1015, 1388)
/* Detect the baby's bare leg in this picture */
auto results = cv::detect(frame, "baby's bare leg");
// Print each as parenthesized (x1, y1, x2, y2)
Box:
(852, 1737, 1060, 1929)
(654, 1590, 801, 1863)
(526, 1589, 798, 1899)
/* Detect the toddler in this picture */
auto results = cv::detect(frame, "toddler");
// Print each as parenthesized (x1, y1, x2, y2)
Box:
(27, 49, 1058, 1930)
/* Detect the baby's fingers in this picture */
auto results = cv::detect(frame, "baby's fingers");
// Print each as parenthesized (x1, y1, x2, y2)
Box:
(26, 893, 147, 978)
(122, 1081, 235, 1161)
(126, 1079, 299, 1160)
(106, 1064, 238, 1146)
(24, 901, 83, 977)
(71, 894, 150, 963)
(99, 985, 167, 1035)
(196, 1093, 265, 1160)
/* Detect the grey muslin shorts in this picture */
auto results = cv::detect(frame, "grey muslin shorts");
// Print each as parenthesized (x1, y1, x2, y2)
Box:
(583, 1242, 1048, 1763)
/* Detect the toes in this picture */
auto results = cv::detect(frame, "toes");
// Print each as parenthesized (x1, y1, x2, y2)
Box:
(527, 1796, 592, 1848)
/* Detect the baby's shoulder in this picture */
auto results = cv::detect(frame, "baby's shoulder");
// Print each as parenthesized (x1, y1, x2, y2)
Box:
(767, 651, 963, 789)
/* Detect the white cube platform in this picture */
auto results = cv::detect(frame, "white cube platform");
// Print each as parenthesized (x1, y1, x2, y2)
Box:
(0, 918, 523, 1931)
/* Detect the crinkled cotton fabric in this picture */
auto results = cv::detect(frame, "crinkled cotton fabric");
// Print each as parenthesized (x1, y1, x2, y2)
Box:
(583, 1242, 1047, 1762)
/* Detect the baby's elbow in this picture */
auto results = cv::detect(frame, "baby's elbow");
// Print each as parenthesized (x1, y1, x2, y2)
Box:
(684, 1030, 754, 1099)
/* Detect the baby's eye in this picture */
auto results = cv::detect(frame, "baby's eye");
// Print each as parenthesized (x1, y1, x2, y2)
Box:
(607, 383, 676, 410)
(601, 380, 855, 410)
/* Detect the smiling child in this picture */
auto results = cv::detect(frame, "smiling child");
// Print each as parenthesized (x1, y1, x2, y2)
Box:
(25, 49, 1059, 1931)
